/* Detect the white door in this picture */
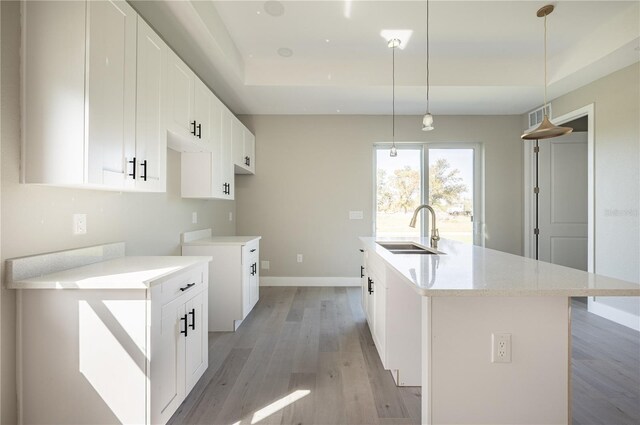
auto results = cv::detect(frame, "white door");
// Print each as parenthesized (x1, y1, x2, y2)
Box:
(167, 51, 195, 140)
(194, 79, 213, 148)
(150, 294, 186, 425)
(86, 0, 136, 188)
(184, 291, 208, 395)
(135, 17, 167, 192)
(537, 132, 588, 270)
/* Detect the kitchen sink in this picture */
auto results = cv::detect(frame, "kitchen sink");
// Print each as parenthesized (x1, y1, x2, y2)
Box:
(377, 242, 443, 255)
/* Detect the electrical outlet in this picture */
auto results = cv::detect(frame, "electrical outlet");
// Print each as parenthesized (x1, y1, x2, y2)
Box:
(297, 254, 303, 263)
(491, 333, 512, 363)
(349, 210, 364, 220)
(261, 260, 270, 270)
(73, 214, 87, 235)
(229, 212, 233, 221)
(192, 212, 198, 224)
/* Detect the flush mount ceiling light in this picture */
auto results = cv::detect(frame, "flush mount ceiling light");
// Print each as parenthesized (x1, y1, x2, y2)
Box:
(389, 38, 401, 157)
(422, 0, 434, 131)
(264, 0, 285, 17)
(521, 5, 572, 141)
(277, 47, 293, 58)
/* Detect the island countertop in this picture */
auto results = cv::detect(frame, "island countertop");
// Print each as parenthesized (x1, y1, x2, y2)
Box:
(360, 237, 640, 297)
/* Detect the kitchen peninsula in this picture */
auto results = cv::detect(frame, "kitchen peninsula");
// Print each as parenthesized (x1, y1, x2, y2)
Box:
(359, 237, 640, 425)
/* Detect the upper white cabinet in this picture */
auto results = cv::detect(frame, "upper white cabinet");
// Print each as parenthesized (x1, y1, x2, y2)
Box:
(181, 97, 234, 200)
(233, 119, 256, 175)
(167, 51, 213, 152)
(21, 0, 167, 192)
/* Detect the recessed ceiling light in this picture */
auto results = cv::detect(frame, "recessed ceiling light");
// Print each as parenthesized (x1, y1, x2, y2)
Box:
(325, 39, 330, 43)
(277, 47, 293, 58)
(336, 109, 341, 113)
(264, 1, 284, 17)
(256, 11, 261, 15)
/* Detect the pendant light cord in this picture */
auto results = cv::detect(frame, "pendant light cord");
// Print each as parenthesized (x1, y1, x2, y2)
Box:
(426, 0, 430, 113)
(543, 13, 547, 112)
(392, 44, 396, 143)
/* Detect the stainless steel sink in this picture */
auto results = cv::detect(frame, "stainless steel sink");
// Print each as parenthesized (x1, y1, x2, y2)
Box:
(377, 242, 443, 255)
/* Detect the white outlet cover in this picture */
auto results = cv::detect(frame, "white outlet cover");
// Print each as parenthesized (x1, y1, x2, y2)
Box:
(491, 333, 512, 363)
(297, 254, 303, 263)
(229, 212, 233, 221)
(261, 260, 270, 270)
(192, 212, 198, 224)
(73, 214, 87, 235)
(349, 211, 364, 220)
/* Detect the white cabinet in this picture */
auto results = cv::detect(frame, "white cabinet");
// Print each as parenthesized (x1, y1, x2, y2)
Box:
(181, 233, 261, 331)
(181, 97, 234, 200)
(362, 250, 388, 367)
(21, 0, 166, 192)
(232, 118, 256, 175)
(167, 51, 213, 152)
(15, 258, 209, 425)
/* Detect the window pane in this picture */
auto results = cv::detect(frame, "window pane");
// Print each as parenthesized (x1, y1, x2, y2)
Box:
(376, 148, 421, 237)
(428, 149, 474, 244)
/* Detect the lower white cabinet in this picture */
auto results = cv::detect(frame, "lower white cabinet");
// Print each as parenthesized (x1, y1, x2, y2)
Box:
(182, 231, 261, 331)
(15, 259, 209, 425)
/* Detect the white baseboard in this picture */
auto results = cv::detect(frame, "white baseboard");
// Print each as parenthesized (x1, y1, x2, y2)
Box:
(588, 298, 640, 332)
(260, 276, 360, 287)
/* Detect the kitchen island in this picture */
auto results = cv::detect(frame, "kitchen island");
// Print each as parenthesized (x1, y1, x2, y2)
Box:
(359, 237, 640, 425)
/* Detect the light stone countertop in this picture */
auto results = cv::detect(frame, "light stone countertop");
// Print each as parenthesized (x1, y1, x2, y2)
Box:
(7, 256, 212, 290)
(181, 236, 261, 246)
(360, 237, 640, 297)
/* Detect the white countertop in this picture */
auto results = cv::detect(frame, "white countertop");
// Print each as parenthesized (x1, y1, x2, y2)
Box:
(360, 237, 640, 297)
(7, 256, 212, 290)
(181, 236, 261, 246)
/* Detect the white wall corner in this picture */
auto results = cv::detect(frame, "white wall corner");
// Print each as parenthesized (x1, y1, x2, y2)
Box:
(588, 298, 640, 332)
(260, 277, 360, 287)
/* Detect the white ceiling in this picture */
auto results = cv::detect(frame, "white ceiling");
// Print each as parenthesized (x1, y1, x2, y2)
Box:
(132, 1, 640, 115)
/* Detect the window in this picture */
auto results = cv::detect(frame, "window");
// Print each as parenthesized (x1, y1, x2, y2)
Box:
(374, 144, 483, 245)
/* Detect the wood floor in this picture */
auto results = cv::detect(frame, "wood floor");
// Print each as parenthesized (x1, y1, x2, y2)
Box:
(169, 287, 639, 425)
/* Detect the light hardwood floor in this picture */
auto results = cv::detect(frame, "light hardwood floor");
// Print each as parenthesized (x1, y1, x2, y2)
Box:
(169, 288, 639, 425)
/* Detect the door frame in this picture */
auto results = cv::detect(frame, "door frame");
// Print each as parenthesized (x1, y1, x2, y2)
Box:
(523, 103, 595, 273)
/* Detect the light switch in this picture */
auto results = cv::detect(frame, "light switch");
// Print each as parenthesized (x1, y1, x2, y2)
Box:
(349, 211, 364, 220)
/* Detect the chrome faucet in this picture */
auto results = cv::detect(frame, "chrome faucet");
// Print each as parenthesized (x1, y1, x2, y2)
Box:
(409, 204, 440, 249)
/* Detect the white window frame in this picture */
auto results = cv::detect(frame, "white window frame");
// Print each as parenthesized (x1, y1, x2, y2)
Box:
(373, 142, 485, 246)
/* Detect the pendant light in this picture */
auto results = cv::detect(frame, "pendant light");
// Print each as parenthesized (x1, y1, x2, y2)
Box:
(389, 38, 401, 157)
(422, 0, 434, 131)
(521, 5, 572, 140)
(522, 4, 572, 261)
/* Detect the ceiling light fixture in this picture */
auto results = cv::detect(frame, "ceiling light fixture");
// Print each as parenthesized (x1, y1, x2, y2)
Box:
(389, 38, 401, 157)
(422, 0, 434, 131)
(522, 5, 572, 261)
(521, 5, 572, 141)
(277, 47, 293, 58)
(264, 1, 284, 17)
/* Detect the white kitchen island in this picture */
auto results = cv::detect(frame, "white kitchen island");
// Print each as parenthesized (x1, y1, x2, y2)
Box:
(359, 237, 640, 425)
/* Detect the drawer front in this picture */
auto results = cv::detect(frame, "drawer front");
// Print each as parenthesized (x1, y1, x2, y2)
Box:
(159, 265, 205, 305)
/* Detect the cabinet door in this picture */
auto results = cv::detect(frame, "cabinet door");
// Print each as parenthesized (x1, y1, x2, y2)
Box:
(185, 290, 208, 395)
(194, 79, 213, 148)
(209, 96, 225, 198)
(232, 118, 245, 167)
(248, 242, 260, 309)
(367, 275, 376, 330)
(135, 17, 167, 192)
(86, 0, 137, 189)
(150, 292, 186, 425)
(373, 277, 387, 364)
(241, 245, 252, 319)
(221, 108, 235, 200)
(243, 129, 256, 174)
(167, 50, 195, 140)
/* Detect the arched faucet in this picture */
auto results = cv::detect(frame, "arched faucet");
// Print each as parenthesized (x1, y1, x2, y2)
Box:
(409, 204, 440, 250)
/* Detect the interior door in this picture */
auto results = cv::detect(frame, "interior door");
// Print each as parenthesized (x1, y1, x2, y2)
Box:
(537, 132, 588, 270)
(184, 291, 208, 394)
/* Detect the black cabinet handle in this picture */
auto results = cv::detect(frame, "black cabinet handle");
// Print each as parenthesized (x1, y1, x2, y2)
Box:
(189, 308, 196, 330)
(245, 156, 250, 166)
(250, 249, 256, 253)
(140, 160, 148, 181)
(360, 266, 364, 278)
(223, 183, 230, 195)
(128, 157, 136, 179)
(359, 249, 364, 253)
(180, 314, 188, 337)
(250, 263, 257, 275)
(368, 277, 374, 294)
(180, 282, 196, 292)
(190, 120, 197, 136)
(196, 123, 202, 139)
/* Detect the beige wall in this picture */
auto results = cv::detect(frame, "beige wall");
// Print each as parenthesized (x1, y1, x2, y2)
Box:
(0, 2, 236, 422)
(544, 63, 640, 316)
(236, 114, 524, 279)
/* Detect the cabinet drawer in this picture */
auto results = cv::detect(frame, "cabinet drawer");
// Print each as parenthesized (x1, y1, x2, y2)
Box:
(158, 266, 204, 304)
(367, 252, 385, 283)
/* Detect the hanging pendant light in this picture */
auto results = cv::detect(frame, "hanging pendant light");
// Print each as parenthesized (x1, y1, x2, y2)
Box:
(389, 38, 401, 157)
(422, 0, 434, 131)
(521, 5, 572, 140)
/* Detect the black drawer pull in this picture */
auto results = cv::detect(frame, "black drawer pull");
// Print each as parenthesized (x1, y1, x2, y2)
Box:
(140, 159, 148, 181)
(180, 314, 188, 337)
(128, 157, 136, 179)
(250, 249, 256, 252)
(196, 123, 202, 139)
(360, 266, 364, 278)
(367, 277, 374, 294)
(189, 308, 196, 330)
(190, 120, 197, 136)
(180, 282, 196, 292)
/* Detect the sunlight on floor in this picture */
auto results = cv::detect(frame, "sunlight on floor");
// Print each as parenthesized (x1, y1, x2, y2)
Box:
(250, 390, 311, 424)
